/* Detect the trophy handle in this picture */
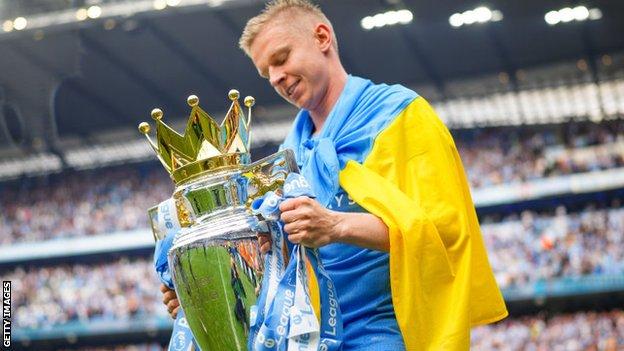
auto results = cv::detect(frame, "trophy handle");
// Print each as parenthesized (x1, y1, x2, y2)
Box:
(243, 149, 300, 208)
(147, 205, 164, 241)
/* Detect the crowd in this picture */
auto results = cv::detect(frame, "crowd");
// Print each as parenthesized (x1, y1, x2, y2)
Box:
(457, 119, 624, 188)
(5, 200, 623, 330)
(471, 310, 624, 350)
(55, 310, 624, 350)
(483, 202, 624, 288)
(4, 257, 168, 329)
(2, 120, 624, 245)
(5, 254, 623, 350)
(0, 166, 172, 245)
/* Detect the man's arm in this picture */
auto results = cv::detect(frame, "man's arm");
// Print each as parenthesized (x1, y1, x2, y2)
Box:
(279, 196, 390, 252)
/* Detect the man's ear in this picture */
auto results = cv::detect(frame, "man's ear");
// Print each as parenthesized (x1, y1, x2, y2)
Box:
(314, 23, 333, 53)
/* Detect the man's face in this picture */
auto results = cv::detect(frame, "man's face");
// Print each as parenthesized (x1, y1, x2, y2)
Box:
(249, 19, 329, 111)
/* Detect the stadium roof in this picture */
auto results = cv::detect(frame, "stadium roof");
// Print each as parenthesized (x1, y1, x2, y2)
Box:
(0, 0, 623, 152)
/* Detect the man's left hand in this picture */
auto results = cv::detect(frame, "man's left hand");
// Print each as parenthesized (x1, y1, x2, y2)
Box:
(279, 196, 342, 248)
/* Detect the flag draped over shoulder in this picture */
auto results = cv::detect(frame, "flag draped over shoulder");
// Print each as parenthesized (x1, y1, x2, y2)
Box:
(339, 97, 508, 350)
(282, 75, 508, 350)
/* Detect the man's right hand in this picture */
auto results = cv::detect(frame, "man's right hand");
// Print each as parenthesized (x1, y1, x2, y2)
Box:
(160, 284, 180, 319)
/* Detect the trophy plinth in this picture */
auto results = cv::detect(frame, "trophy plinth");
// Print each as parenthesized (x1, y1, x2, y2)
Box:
(140, 92, 297, 350)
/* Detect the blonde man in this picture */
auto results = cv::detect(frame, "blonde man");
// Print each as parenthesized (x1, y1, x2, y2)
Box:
(164, 1, 507, 349)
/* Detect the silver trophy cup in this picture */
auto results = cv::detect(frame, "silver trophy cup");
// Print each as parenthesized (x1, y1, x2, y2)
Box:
(168, 150, 297, 349)
(139, 91, 298, 350)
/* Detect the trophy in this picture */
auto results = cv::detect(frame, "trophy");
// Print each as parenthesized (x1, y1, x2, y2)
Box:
(139, 90, 298, 350)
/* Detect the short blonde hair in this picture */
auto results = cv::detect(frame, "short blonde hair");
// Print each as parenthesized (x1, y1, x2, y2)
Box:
(239, 0, 338, 56)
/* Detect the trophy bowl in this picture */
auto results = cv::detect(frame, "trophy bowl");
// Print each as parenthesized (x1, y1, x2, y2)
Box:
(168, 150, 298, 350)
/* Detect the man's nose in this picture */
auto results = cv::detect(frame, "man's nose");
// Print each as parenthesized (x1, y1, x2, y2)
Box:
(268, 67, 285, 87)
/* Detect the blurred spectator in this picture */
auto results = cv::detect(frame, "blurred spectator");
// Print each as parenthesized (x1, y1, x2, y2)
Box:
(0, 166, 172, 245)
(482, 202, 624, 288)
(2, 119, 624, 245)
(3, 257, 168, 329)
(471, 310, 624, 350)
(6, 200, 624, 329)
(457, 119, 624, 188)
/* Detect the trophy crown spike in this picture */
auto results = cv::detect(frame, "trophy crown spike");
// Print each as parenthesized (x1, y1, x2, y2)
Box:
(138, 90, 255, 183)
(138, 122, 150, 134)
(151, 108, 164, 120)
(244, 96, 255, 108)
(187, 95, 199, 107)
(228, 89, 240, 101)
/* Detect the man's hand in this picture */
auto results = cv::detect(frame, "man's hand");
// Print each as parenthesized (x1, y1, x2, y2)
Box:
(258, 232, 271, 254)
(279, 196, 342, 248)
(160, 284, 180, 319)
(256, 196, 389, 253)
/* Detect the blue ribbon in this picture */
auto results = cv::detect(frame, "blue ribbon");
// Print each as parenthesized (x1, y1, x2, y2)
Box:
(154, 233, 175, 290)
(249, 173, 344, 350)
(306, 250, 343, 350)
(248, 220, 288, 351)
(254, 251, 298, 350)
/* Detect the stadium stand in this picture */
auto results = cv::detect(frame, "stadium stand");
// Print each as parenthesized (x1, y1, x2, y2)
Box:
(456, 119, 624, 188)
(3, 83, 624, 349)
(3, 118, 624, 245)
(0, 165, 170, 245)
(482, 202, 624, 289)
(5, 200, 623, 330)
(1, 0, 623, 349)
(5, 257, 167, 330)
(471, 310, 624, 350)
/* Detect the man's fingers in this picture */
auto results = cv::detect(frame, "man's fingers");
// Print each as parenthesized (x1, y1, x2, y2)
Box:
(260, 241, 270, 254)
(167, 299, 180, 313)
(258, 233, 270, 244)
(258, 233, 271, 254)
(171, 306, 180, 319)
(159, 284, 169, 293)
(279, 198, 297, 212)
(280, 209, 301, 224)
(283, 222, 298, 235)
(279, 197, 311, 212)
(163, 290, 177, 305)
(287, 233, 304, 244)
(284, 219, 311, 234)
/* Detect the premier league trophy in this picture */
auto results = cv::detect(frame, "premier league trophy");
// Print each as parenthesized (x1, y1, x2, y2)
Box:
(138, 90, 298, 350)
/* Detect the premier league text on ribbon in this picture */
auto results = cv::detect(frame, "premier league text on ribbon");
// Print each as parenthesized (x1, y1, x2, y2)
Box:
(2, 281, 10, 348)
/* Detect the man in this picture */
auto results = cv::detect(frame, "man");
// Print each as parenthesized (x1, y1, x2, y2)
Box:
(162, 1, 508, 349)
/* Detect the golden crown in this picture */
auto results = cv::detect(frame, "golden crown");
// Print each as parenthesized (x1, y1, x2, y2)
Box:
(138, 90, 255, 184)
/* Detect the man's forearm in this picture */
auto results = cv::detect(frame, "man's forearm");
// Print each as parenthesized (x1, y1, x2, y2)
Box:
(334, 211, 390, 252)
(279, 196, 390, 251)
